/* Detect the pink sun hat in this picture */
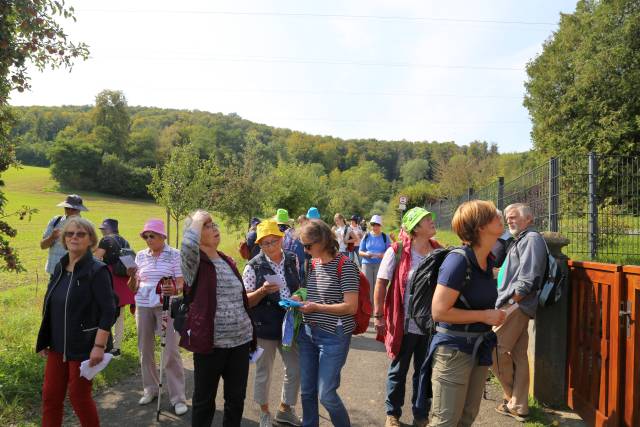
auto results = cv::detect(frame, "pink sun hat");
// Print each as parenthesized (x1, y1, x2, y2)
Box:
(140, 219, 167, 238)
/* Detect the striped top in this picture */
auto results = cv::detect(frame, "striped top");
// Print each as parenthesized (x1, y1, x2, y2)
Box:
(304, 255, 359, 334)
(134, 244, 183, 307)
(212, 258, 253, 348)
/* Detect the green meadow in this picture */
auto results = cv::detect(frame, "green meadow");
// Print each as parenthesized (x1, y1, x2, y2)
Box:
(0, 166, 240, 425)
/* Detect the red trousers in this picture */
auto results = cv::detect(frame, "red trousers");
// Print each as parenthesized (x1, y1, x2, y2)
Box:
(41, 351, 99, 427)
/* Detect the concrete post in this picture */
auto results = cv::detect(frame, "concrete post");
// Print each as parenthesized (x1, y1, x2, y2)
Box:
(527, 232, 571, 407)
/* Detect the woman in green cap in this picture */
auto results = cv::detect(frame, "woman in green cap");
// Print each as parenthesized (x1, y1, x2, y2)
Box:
(372, 207, 441, 427)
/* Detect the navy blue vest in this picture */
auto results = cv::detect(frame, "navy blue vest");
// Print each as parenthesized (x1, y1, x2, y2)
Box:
(248, 251, 300, 340)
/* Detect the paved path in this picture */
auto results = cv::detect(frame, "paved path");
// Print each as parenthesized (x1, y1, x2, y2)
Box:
(65, 325, 585, 426)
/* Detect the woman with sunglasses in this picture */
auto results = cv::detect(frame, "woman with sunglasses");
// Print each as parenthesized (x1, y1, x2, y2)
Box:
(128, 219, 187, 416)
(179, 210, 255, 427)
(36, 217, 116, 426)
(296, 219, 359, 427)
(243, 219, 302, 427)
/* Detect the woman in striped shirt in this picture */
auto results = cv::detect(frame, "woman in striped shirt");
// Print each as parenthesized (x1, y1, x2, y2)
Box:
(296, 219, 359, 427)
(128, 219, 187, 416)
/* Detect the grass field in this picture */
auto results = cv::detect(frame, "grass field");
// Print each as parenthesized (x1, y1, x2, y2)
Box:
(0, 166, 241, 426)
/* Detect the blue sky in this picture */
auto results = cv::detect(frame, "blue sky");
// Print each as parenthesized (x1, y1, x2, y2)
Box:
(9, 0, 577, 153)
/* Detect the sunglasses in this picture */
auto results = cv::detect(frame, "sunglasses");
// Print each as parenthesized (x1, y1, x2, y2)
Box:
(64, 231, 88, 238)
(141, 233, 158, 240)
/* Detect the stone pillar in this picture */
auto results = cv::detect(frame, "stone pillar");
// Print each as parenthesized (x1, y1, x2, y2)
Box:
(527, 232, 570, 407)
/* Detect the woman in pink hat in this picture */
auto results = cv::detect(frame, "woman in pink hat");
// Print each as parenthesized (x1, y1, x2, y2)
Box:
(127, 219, 188, 416)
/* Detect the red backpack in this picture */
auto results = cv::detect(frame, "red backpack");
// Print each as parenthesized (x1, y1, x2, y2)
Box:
(311, 255, 372, 335)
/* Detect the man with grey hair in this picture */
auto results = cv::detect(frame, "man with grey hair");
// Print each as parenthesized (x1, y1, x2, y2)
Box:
(492, 203, 547, 422)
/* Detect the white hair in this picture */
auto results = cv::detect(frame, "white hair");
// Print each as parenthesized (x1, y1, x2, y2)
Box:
(504, 203, 533, 219)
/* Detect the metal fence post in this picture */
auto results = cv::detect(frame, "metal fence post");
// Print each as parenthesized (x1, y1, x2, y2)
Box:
(588, 152, 598, 259)
(467, 187, 474, 201)
(497, 177, 504, 211)
(438, 200, 443, 229)
(549, 157, 559, 232)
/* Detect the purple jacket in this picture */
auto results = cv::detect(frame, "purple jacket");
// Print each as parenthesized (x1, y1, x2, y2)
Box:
(178, 247, 256, 354)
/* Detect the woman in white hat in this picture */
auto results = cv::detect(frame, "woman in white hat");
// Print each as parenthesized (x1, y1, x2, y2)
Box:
(358, 214, 391, 301)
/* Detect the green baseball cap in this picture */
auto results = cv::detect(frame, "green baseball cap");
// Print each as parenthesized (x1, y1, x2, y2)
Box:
(402, 207, 434, 232)
(275, 208, 290, 225)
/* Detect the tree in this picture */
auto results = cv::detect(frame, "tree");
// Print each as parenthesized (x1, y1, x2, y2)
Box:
(0, 1, 87, 271)
(524, 0, 640, 157)
(400, 158, 430, 185)
(92, 90, 130, 157)
(148, 145, 218, 245)
(261, 162, 328, 220)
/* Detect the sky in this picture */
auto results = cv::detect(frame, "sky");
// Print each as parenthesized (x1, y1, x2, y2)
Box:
(9, 0, 577, 153)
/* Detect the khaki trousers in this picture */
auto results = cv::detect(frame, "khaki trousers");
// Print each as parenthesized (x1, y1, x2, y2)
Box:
(428, 346, 489, 427)
(136, 305, 186, 405)
(253, 337, 300, 407)
(491, 305, 530, 415)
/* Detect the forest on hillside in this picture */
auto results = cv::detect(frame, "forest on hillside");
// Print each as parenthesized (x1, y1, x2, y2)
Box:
(9, 90, 540, 224)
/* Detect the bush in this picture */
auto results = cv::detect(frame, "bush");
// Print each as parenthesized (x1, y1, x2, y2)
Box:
(97, 153, 152, 198)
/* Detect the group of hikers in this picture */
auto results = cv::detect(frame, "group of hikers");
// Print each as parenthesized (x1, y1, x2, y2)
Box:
(36, 193, 550, 427)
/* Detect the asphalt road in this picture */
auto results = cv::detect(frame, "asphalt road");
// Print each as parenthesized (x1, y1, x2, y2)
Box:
(63, 324, 585, 426)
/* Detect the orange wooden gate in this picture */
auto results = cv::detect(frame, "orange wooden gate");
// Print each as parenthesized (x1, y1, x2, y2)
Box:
(567, 261, 622, 426)
(567, 261, 640, 426)
(621, 266, 639, 427)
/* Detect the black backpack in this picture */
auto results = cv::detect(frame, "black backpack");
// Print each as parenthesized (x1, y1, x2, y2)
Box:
(407, 247, 471, 335)
(104, 235, 135, 277)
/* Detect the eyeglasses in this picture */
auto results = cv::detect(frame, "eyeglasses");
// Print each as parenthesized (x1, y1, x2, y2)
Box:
(260, 238, 281, 248)
(64, 231, 87, 238)
(203, 222, 218, 230)
(141, 233, 157, 240)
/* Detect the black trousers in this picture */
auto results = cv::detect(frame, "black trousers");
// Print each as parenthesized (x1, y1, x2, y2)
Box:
(191, 343, 250, 427)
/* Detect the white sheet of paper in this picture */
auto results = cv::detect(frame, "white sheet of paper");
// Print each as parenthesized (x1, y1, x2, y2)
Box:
(118, 255, 137, 269)
(79, 353, 113, 380)
(249, 347, 264, 363)
(263, 274, 286, 289)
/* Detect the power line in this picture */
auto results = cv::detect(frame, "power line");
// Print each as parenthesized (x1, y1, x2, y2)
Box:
(77, 8, 557, 27)
(90, 54, 524, 71)
(130, 86, 522, 100)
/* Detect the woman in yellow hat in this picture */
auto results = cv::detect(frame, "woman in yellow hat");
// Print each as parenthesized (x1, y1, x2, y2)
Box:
(242, 219, 302, 427)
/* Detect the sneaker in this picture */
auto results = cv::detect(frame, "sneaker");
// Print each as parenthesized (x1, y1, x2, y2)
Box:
(274, 407, 302, 426)
(110, 349, 121, 358)
(385, 415, 401, 427)
(138, 392, 157, 405)
(259, 411, 273, 427)
(413, 417, 428, 427)
(174, 402, 188, 416)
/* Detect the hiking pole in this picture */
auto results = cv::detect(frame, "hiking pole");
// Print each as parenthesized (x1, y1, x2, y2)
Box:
(155, 277, 175, 421)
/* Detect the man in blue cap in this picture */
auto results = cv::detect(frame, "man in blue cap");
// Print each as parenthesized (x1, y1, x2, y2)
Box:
(94, 218, 135, 357)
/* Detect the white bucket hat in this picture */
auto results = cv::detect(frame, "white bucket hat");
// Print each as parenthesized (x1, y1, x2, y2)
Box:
(369, 214, 383, 225)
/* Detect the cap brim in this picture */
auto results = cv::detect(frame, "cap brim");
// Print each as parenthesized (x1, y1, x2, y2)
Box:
(57, 202, 88, 211)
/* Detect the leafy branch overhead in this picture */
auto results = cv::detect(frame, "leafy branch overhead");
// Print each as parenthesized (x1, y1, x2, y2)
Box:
(1, 0, 87, 271)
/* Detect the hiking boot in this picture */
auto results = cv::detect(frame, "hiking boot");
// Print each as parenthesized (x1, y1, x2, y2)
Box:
(385, 415, 401, 427)
(259, 411, 273, 427)
(413, 417, 428, 427)
(274, 407, 302, 426)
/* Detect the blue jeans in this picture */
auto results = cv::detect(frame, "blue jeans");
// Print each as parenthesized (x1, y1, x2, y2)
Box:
(297, 323, 352, 427)
(386, 333, 429, 419)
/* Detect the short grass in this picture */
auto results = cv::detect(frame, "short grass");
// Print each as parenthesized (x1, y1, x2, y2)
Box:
(0, 165, 241, 425)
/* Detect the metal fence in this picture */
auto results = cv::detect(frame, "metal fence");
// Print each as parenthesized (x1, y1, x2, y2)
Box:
(427, 153, 640, 263)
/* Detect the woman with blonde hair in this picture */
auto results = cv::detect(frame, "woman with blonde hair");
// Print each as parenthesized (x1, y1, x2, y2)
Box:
(36, 217, 116, 426)
(427, 200, 506, 427)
